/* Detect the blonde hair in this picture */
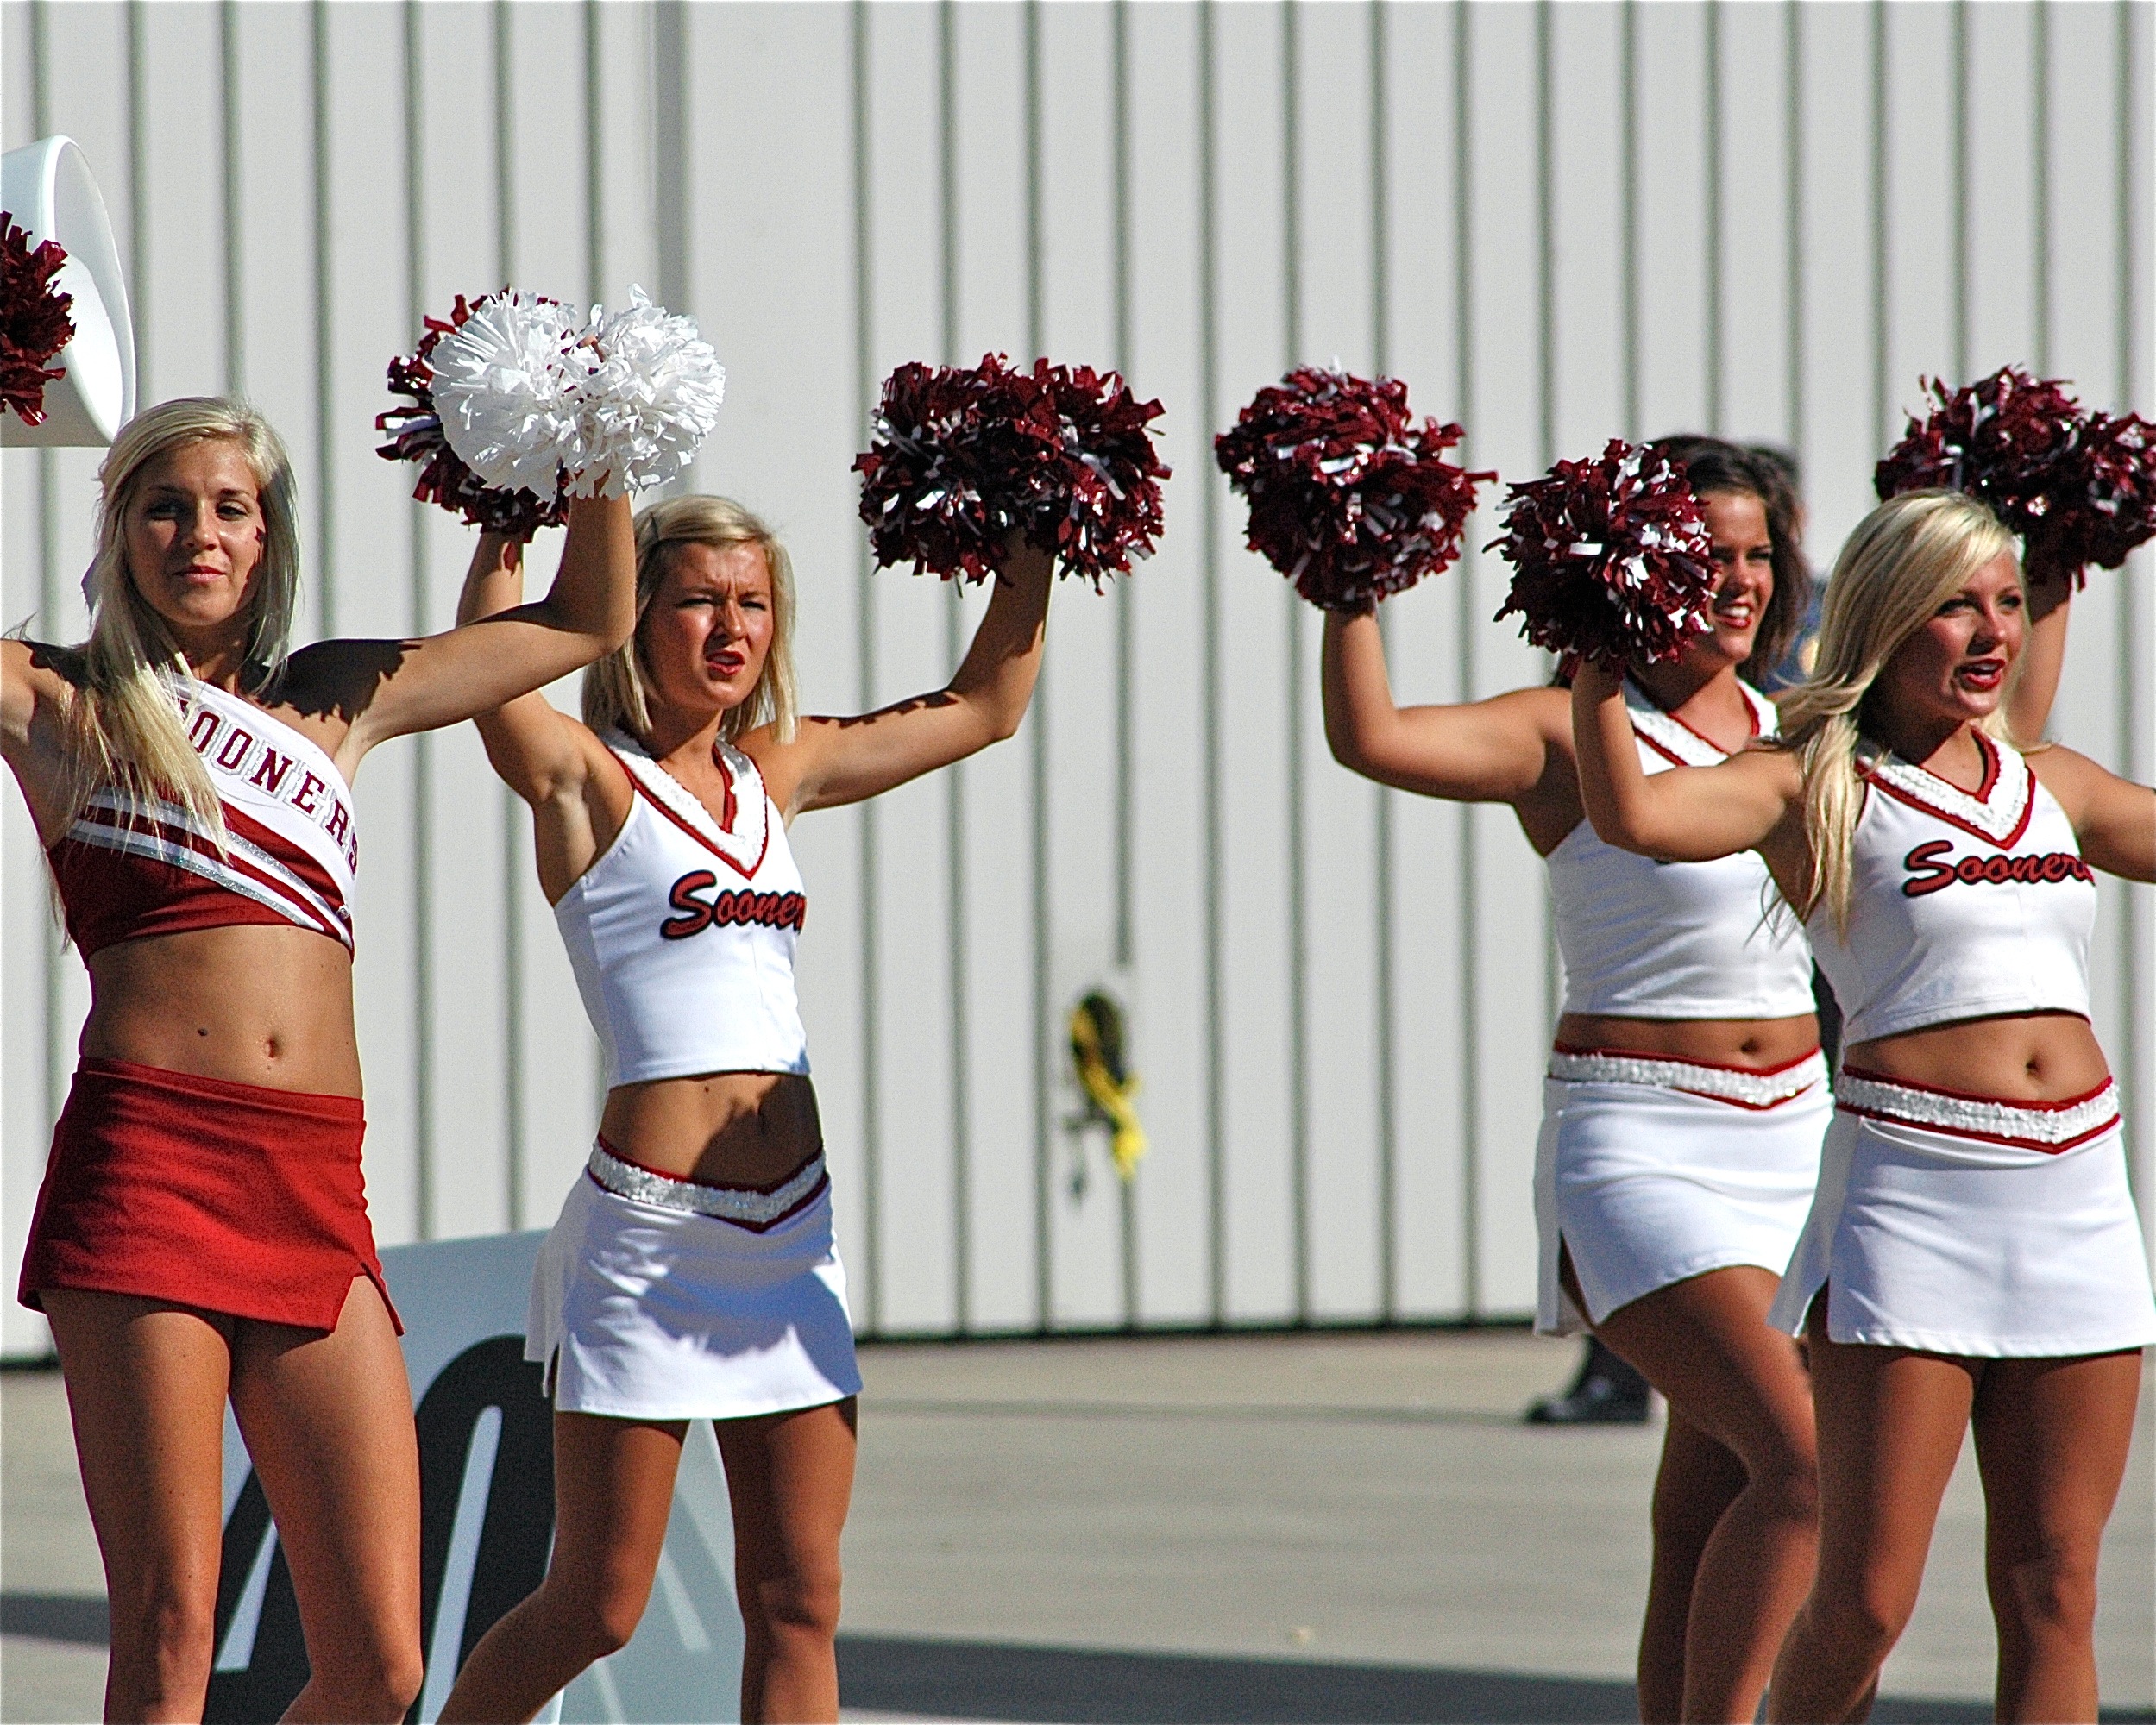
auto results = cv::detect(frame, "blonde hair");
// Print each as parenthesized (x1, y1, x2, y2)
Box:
(61, 398, 303, 840)
(1777, 490, 2019, 933)
(584, 495, 798, 745)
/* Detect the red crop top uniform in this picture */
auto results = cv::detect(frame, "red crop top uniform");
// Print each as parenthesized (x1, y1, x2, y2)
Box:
(18, 678, 398, 1333)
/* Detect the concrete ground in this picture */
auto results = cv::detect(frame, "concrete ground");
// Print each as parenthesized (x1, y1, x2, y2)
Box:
(4, 1331, 2153, 1722)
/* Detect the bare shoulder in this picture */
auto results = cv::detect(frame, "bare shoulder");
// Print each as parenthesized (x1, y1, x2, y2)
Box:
(2025, 743, 2122, 813)
(737, 720, 811, 817)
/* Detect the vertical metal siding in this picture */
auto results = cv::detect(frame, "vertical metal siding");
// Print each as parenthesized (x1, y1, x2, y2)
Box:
(2, 1, 2148, 1372)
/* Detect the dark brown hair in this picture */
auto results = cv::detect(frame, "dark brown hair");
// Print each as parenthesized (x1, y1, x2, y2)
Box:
(1649, 435, 1811, 686)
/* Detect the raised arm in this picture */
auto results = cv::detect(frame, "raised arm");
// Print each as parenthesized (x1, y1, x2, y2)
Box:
(2006, 549, 2075, 743)
(1571, 661, 1798, 862)
(454, 533, 600, 807)
(751, 540, 1053, 817)
(1322, 611, 1562, 802)
(322, 494, 637, 759)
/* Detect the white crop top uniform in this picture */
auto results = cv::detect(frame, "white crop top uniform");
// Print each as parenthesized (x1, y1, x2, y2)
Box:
(1546, 679, 1816, 1022)
(555, 733, 810, 1086)
(527, 733, 864, 1423)
(1806, 733, 2095, 1045)
(1533, 679, 1829, 1337)
(1768, 731, 2156, 1356)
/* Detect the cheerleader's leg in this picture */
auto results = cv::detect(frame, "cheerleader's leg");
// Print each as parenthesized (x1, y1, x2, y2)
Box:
(1971, 1349, 2141, 1724)
(228, 1275, 424, 1725)
(44, 1290, 236, 1724)
(1595, 1264, 1817, 1724)
(714, 1398, 858, 1725)
(436, 1413, 688, 1723)
(1768, 1295, 1974, 1724)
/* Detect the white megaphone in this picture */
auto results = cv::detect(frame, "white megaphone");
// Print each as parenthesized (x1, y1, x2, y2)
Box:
(3, 135, 136, 448)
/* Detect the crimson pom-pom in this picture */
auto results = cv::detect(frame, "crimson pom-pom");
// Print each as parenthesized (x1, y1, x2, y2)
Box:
(1212, 367, 1494, 615)
(376, 292, 569, 540)
(1874, 367, 2084, 544)
(854, 354, 1169, 588)
(1490, 440, 1718, 670)
(2054, 410, 2156, 571)
(2, 212, 76, 428)
(1876, 367, 2156, 581)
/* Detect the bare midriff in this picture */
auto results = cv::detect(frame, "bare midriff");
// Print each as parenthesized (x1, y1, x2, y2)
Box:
(83, 925, 364, 1095)
(1554, 1012, 1820, 1071)
(1845, 1010, 2109, 1102)
(599, 1071, 823, 1189)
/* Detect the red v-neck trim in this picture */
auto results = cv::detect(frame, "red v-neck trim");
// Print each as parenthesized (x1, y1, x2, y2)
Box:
(630, 774, 770, 879)
(1864, 733, 2033, 850)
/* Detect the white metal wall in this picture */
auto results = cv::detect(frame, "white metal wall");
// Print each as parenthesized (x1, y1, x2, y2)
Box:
(3, 1, 2149, 1357)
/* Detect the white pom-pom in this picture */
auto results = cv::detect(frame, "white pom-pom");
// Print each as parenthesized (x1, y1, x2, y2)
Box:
(562, 288, 727, 499)
(429, 293, 586, 498)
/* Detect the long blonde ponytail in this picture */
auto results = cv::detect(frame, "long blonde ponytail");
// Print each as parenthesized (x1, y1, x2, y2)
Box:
(60, 398, 304, 842)
(1777, 490, 2018, 934)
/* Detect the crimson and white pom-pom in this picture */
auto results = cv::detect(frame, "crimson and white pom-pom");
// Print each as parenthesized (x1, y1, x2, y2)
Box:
(2059, 410, 2156, 570)
(1033, 361, 1171, 587)
(562, 289, 725, 498)
(854, 353, 1169, 586)
(1491, 440, 1716, 669)
(1876, 366, 2156, 580)
(377, 293, 569, 540)
(2, 211, 75, 428)
(1874, 367, 2084, 542)
(1214, 367, 1494, 614)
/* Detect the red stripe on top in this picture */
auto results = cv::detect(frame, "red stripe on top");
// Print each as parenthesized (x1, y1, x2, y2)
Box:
(628, 775, 771, 881)
(51, 800, 353, 957)
(1864, 733, 2034, 851)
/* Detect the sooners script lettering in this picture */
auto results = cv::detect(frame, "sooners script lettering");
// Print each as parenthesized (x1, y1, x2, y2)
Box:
(662, 870, 808, 940)
(1901, 837, 2090, 899)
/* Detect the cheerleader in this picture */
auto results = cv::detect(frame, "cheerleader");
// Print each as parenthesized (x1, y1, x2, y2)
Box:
(1570, 488, 2156, 1722)
(1327, 436, 1835, 1720)
(435, 499, 1053, 1724)
(3, 397, 635, 1722)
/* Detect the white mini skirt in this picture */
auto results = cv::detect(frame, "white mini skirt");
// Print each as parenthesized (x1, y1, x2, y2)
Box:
(1535, 1046, 1831, 1335)
(1769, 1074, 2156, 1358)
(525, 1142, 864, 1420)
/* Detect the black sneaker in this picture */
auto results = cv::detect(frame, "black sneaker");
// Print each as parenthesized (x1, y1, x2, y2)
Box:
(1524, 1336, 1653, 1425)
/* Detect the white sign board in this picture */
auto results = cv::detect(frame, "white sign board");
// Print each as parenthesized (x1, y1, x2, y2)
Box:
(205, 1230, 745, 1723)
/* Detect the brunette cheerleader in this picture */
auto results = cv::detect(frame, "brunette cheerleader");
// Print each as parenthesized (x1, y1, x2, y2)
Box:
(4, 397, 635, 1722)
(1323, 436, 1828, 1721)
(1571, 487, 2155, 1722)
(433, 500, 1053, 1724)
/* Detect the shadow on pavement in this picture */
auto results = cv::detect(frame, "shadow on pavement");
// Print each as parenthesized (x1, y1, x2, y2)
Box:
(838, 1634, 1637, 1723)
(6, 1599, 2147, 1723)
(1, 1592, 108, 1646)
(836, 1633, 2156, 1725)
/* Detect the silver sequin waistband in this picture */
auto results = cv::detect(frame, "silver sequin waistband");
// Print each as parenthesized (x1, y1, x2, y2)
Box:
(1547, 1046, 1827, 1109)
(586, 1141, 828, 1226)
(1836, 1072, 2121, 1151)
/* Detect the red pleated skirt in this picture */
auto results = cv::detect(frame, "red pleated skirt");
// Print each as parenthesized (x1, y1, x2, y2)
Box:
(18, 1057, 400, 1333)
